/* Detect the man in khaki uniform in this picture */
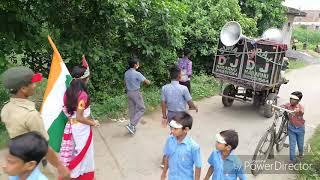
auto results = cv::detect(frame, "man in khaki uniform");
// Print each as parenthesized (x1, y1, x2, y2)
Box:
(1, 66, 70, 179)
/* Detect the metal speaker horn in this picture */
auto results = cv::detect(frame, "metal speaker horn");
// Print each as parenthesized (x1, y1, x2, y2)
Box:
(261, 28, 283, 43)
(220, 21, 243, 47)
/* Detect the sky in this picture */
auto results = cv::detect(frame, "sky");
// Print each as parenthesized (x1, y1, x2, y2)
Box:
(283, 0, 320, 10)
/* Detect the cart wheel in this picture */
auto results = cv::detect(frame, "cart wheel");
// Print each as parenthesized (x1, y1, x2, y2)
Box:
(263, 93, 277, 118)
(222, 84, 236, 107)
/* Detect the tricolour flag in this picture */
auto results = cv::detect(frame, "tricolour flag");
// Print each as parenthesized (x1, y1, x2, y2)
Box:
(41, 36, 72, 152)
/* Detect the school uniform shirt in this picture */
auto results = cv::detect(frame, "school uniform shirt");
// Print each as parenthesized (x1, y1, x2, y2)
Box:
(163, 135, 202, 180)
(124, 68, 146, 91)
(1, 98, 49, 140)
(208, 150, 246, 180)
(161, 81, 192, 112)
(9, 166, 48, 180)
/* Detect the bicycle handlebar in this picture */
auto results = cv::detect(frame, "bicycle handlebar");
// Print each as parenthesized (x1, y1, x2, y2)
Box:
(271, 104, 295, 114)
(266, 100, 295, 114)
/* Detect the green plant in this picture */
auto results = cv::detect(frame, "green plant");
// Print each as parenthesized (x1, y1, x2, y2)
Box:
(298, 126, 320, 179)
(0, 83, 9, 148)
(293, 27, 320, 51)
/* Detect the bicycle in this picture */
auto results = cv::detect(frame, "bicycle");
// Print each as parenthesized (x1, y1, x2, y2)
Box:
(251, 103, 294, 176)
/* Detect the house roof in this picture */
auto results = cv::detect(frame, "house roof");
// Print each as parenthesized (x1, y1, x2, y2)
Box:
(287, 7, 307, 17)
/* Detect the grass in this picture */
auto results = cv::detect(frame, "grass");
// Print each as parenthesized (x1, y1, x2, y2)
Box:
(298, 125, 320, 179)
(287, 59, 308, 72)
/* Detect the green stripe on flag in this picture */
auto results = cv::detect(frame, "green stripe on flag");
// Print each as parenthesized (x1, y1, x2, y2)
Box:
(65, 74, 72, 86)
(48, 111, 68, 152)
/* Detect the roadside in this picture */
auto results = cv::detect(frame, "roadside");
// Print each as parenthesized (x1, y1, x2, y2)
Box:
(297, 125, 320, 179)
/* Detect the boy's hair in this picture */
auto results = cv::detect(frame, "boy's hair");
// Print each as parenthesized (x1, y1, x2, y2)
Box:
(291, 91, 303, 100)
(9, 132, 48, 164)
(169, 65, 181, 80)
(220, 129, 239, 150)
(128, 58, 139, 68)
(173, 112, 193, 130)
(184, 48, 192, 57)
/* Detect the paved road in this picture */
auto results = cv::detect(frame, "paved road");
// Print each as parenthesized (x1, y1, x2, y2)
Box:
(1, 65, 319, 180)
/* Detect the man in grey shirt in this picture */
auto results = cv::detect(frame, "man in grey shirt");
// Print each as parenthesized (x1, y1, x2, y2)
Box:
(160, 65, 198, 168)
(124, 58, 150, 134)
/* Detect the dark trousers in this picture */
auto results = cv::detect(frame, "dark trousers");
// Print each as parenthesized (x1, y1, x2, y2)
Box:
(179, 80, 191, 93)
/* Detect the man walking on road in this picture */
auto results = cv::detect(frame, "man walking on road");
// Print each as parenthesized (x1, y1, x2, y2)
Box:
(124, 58, 151, 135)
(1, 66, 70, 179)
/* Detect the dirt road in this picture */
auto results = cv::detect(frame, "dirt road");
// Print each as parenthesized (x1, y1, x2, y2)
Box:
(1, 64, 319, 180)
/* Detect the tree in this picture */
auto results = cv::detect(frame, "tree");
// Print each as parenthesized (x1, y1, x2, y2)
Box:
(0, 0, 286, 100)
(239, 0, 287, 35)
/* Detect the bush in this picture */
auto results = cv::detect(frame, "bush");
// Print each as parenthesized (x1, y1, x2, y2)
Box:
(0, 0, 263, 102)
(0, 83, 9, 148)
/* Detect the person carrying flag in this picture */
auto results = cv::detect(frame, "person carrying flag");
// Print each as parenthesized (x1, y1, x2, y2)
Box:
(59, 56, 99, 179)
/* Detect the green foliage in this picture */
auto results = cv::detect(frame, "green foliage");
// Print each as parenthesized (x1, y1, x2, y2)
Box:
(0, 0, 284, 102)
(298, 126, 320, 179)
(239, 0, 286, 35)
(0, 83, 9, 148)
(0, 83, 9, 114)
(293, 27, 320, 51)
(182, 0, 257, 73)
(0, 124, 9, 149)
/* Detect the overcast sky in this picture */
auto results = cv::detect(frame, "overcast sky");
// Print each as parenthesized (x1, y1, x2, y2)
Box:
(283, 0, 320, 10)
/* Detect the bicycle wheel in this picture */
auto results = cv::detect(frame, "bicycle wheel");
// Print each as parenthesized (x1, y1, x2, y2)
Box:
(251, 129, 275, 176)
(276, 115, 289, 152)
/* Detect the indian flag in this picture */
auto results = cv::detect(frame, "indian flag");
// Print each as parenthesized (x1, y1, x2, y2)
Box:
(41, 36, 72, 152)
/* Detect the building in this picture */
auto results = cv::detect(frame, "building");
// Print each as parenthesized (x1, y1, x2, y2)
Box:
(282, 7, 307, 46)
(293, 10, 320, 30)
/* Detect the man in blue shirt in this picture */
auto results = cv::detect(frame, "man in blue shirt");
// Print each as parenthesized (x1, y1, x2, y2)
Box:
(204, 130, 246, 180)
(161, 112, 202, 180)
(124, 58, 151, 134)
(161, 65, 198, 126)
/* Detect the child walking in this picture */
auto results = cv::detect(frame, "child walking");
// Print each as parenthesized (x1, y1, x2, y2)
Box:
(161, 112, 202, 180)
(124, 58, 151, 134)
(161, 65, 198, 126)
(204, 130, 246, 180)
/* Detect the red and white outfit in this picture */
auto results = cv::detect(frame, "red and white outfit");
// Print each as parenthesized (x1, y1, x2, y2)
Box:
(60, 91, 95, 179)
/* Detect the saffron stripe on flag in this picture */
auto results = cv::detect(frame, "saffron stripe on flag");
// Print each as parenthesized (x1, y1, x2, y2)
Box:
(41, 36, 72, 152)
